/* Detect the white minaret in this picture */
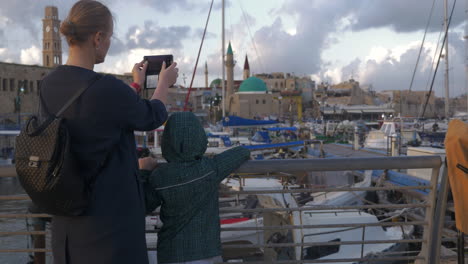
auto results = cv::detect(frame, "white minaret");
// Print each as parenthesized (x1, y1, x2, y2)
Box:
(225, 42, 235, 100)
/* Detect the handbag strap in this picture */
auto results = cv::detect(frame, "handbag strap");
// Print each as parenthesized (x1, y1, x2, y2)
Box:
(27, 75, 102, 137)
(56, 74, 102, 117)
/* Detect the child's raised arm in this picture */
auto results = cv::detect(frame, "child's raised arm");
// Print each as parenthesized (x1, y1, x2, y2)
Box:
(213, 146, 250, 182)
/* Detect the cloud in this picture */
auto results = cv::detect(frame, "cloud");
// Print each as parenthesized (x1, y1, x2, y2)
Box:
(244, 0, 356, 75)
(136, 0, 228, 13)
(0, 29, 5, 48)
(0, 0, 76, 39)
(324, 32, 466, 97)
(137, 0, 194, 13)
(126, 21, 191, 50)
(192, 28, 217, 40)
(349, 0, 465, 33)
(20, 45, 41, 65)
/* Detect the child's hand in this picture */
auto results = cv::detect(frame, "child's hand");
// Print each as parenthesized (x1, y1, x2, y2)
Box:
(139, 157, 158, 171)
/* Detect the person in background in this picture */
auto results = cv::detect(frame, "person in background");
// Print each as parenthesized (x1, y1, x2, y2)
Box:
(40, 1, 178, 263)
(139, 112, 251, 264)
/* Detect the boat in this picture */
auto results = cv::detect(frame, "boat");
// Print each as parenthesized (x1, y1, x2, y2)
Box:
(364, 120, 421, 149)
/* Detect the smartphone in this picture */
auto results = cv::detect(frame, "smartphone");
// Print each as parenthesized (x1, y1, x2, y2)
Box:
(144, 55, 173, 89)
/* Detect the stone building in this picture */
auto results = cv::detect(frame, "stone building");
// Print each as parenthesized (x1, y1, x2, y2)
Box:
(381, 90, 441, 118)
(228, 77, 279, 119)
(255, 72, 315, 105)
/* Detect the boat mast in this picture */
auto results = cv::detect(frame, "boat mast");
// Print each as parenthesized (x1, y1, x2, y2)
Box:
(465, 0, 468, 113)
(221, 0, 226, 118)
(444, 0, 450, 118)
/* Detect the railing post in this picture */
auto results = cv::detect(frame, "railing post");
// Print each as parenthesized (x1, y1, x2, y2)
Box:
(353, 126, 359, 150)
(391, 134, 399, 156)
(32, 217, 46, 264)
(428, 165, 449, 263)
(416, 163, 441, 264)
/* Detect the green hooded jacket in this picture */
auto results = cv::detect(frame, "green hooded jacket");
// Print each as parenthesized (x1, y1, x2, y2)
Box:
(141, 112, 250, 263)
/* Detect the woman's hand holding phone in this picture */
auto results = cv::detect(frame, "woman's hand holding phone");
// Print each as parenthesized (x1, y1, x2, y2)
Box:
(159, 61, 178, 87)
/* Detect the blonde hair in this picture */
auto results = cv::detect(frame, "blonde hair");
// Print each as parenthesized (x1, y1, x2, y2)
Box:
(60, 0, 113, 45)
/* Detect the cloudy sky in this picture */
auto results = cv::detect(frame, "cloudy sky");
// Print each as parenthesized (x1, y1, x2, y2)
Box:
(0, 0, 467, 97)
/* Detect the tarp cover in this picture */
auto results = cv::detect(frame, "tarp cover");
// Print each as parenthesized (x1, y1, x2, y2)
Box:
(222, 115, 278, 127)
(243, 140, 305, 150)
(265, 127, 297, 131)
(445, 120, 468, 233)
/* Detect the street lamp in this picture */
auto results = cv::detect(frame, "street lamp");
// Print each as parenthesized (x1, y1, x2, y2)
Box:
(15, 82, 25, 128)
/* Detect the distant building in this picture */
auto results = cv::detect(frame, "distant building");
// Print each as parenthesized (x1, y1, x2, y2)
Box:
(379, 90, 441, 118)
(228, 77, 279, 119)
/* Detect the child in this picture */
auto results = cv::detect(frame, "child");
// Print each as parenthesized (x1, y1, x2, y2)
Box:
(139, 112, 250, 264)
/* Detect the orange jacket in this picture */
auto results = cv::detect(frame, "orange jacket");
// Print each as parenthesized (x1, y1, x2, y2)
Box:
(445, 120, 468, 232)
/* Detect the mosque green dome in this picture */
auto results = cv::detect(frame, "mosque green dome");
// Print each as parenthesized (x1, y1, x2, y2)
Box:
(210, 78, 222, 88)
(238, 77, 268, 93)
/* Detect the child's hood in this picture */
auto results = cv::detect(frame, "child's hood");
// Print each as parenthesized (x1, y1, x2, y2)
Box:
(161, 112, 208, 162)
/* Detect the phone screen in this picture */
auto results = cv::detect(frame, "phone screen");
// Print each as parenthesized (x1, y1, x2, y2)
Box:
(146, 75, 158, 89)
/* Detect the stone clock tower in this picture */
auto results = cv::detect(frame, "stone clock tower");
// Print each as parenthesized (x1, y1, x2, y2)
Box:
(42, 6, 62, 67)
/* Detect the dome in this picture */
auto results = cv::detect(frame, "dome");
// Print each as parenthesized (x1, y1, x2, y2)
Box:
(210, 78, 222, 88)
(238, 77, 268, 93)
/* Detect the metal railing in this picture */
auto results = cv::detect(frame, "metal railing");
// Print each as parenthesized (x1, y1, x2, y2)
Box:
(0, 155, 456, 264)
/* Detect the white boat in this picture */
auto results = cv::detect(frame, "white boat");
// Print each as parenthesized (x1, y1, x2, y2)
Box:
(364, 121, 421, 149)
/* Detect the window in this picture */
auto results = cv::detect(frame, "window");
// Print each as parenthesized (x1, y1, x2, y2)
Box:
(10, 79, 15, 91)
(23, 80, 28, 93)
(30, 81, 34, 93)
(2, 79, 6, 91)
(275, 82, 278, 89)
(256, 99, 259, 104)
(280, 82, 283, 89)
(47, 55, 50, 66)
(263, 99, 266, 104)
(303, 239, 340, 260)
(37, 80, 42, 95)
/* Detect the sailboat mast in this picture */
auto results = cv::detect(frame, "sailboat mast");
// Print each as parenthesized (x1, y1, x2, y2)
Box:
(221, 0, 226, 118)
(444, 0, 450, 118)
(465, 0, 468, 113)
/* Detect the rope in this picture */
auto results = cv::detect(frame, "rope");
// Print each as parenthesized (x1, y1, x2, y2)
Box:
(183, 0, 215, 111)
(407, 0, 438, 94)
(418, 25, 444, 117)
(239, 0, 265, 73)
(421, 0, 457, 118)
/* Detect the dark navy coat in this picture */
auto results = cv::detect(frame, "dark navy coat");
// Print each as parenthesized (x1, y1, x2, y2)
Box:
(40, 65, 167, 264)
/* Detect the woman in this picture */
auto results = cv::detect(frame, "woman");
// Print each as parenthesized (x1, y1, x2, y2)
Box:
(40, 1, 178, 263)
